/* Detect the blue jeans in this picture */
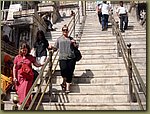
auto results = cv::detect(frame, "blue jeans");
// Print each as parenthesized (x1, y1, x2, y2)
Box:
(102, 14, 109, 29)
(119, 14, 128, 31)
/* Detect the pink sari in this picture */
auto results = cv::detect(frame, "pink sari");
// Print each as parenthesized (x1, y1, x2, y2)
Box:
(14, 55, 36, 106)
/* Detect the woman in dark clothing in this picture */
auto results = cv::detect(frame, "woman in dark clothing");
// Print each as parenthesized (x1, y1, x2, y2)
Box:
(53, 25, 77, 93)
(32, 30, 49, 70)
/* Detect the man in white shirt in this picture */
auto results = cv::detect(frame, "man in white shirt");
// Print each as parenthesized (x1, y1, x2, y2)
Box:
(116, 1, 128, 32)
(100, 1, 111, 31)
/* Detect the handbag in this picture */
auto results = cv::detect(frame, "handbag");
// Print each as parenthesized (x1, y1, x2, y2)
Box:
(74, 47, 82, 61)
(69, 36, 82, 61)
(20, 63, 32, 80)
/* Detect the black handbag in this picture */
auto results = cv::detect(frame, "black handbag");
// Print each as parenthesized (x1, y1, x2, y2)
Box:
(74, 47, 82, 61)
(69, 36, 82, 61)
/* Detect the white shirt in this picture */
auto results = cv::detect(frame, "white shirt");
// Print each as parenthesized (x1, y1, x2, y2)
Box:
(99, 3, 110, 15)
(116, 6, 128, 15)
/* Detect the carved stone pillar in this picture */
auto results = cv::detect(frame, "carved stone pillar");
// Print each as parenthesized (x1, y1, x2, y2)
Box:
(29, 24, 33, 47)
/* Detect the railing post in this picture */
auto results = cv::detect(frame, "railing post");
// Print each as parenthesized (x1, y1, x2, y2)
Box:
(116, 21, 119, 29)
(85, 1, 86, 16)
(116, 22, 122, 57)
(112, 22, 115, 35)
(12, 95, 19, 110)
(1, 93, 5, 110)
(109, 13, 114, 36)
(127, 43, 132, 99)
(78, 7, 80, 24)
(48, 50, 53, 102)
(117, 35, 121, 57)
(127, 43, 137, 102)
(1, 100, 4, 110)
(73, 14, 75, 38)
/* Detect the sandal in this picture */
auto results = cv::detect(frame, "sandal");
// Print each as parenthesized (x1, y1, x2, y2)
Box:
(60, 83, 66, 91)
(65, 90, 70, 93)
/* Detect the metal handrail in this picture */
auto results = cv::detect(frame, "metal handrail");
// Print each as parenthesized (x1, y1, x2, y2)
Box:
(110, 12, 146, 110)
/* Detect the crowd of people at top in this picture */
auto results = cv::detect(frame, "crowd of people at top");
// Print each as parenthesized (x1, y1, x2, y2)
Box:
(96, 1, 128, 32)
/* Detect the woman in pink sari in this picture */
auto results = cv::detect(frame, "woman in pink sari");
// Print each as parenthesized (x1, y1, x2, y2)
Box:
(13, 42, 43, 109)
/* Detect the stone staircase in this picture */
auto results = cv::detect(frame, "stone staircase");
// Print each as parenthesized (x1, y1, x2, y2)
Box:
(37, 10, 146, 110)
(3, 6, 146, 110)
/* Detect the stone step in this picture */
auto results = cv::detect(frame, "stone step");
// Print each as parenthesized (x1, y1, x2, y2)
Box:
(72, 58, 124, 64)
(80, 40, 146, 45)
(123, 29, 146, 33)
(52, 76, 129, 85)
(133, 59, 146, 65)
(52, 76, 146, 85)
(84, 36, 145, 41)
(82, 32, 113, 35)
(37, 102, 145, 110)
(123, 34, 146, 38)
(42, 93, 129, 103)
(51, 39, 117, 43)
(3, 101, 145, 110)
(68, 57, 145, 64)
(80, 38, 146, 43)
(74, 62, 126, 66)
(6, 84, 130, 100)
(52, 52, 146, 59)
(79, 49, 146, 55)
(79, 46, 117, 50)
(55, 64, 126, 71)
(7, 83, 145, 101)
(52, 54, 119, 59)
(54, 69, 145, 77)
(75, 53, 146, 58)
(56, 91, 145, 103)
(41, 84, 129, 94)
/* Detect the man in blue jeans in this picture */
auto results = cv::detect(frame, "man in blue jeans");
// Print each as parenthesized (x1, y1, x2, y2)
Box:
(99, 1, 111, 31)
(116, 1, 128, 32)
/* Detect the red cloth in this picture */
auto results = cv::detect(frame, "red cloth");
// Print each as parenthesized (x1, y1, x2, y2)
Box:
(4, 55, 11, 63)
(14, 55, 36, 105)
